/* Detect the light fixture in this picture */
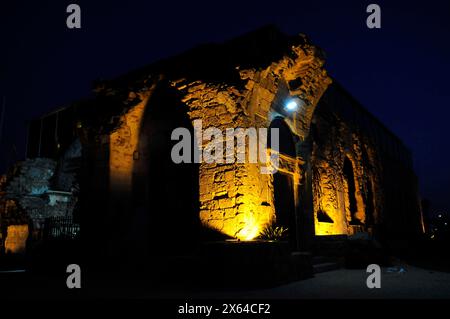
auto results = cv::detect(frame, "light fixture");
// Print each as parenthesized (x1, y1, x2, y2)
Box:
(286, 101, 298, 110)
(284, 97, 304, 112)
(285, 100, 299, 112)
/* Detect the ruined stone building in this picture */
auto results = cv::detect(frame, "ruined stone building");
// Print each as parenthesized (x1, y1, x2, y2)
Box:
(0, 26, 424, 268)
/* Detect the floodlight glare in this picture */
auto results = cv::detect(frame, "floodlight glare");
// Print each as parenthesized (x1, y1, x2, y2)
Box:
(285, 100, 298, 111)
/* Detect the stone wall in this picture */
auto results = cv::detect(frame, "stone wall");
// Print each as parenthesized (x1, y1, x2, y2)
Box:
(311, 115, 383, 236)
(97, 32, 331, 241)
(1, 27, 424, 262)
(5, 158, 76, 221)
(309, 82, 423, 238)
(170, 39, 330, 240)
(0, 158, 77, 252)
(4, 225, 29, 254)
(174, 81, 273, 239)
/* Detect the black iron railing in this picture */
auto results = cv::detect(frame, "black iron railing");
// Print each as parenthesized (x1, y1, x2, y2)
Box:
(44, 216, 80, 240)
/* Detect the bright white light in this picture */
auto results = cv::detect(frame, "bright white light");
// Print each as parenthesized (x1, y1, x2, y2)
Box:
(285, 100, 298, 111)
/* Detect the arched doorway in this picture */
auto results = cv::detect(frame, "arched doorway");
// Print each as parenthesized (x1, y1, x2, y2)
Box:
(131, 82, 200, 258)
(268, 118, 298, 249)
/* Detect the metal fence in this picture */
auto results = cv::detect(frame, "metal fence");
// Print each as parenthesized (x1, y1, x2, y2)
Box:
(44, 216, 80, 240)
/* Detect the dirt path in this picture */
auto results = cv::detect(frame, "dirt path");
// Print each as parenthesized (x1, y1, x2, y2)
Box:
(178, 265, 450, 299)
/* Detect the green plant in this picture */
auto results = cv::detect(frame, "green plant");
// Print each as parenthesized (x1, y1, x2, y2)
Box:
(258, 225, 288, 241)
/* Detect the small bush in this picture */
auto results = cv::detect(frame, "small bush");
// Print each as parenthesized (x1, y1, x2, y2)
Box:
(258, 225, 288, 241)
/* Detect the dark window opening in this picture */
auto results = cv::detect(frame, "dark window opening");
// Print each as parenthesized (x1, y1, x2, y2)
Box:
(343, 157, 361, 225)
(317, 209, 334, 223)
(366, 180, 375, 225)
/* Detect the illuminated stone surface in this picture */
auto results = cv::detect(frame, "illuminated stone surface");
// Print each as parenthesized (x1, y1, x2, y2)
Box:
(0, 27, 424, 257)
(102, 33, 331, 240)
(81, 27, 422, 247)
(4, 225, 28, 254)
(109, 93, 150, 193)
(311, 124, 380, 236)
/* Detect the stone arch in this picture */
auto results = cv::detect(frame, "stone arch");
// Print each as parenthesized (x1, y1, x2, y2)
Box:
(168, 40, 331, 242)
(129, 81, 200, 257)
(266, 79, 313, 141)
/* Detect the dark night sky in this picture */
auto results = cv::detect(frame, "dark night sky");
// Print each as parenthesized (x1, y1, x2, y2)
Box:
(1, 0, 449, 215)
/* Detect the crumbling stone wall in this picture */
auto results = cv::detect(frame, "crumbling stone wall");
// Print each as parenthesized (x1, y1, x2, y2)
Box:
(0, 27, 424, 262)
(311, 96, 384, 236)
(5, 158, 76, 220)
(170, 39, 330, 240)
(96, 32, 331, 241)
(109, 93, 150, 194)
(173, 81, 273, 239)
(0, 158, 77, 252)
(4, 225, 29, 254)
(14, 27, 422, 260)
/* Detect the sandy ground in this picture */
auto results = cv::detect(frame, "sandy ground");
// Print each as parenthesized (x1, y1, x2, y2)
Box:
(164, 265, 450, 299)
(2, 264, 450, 299)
